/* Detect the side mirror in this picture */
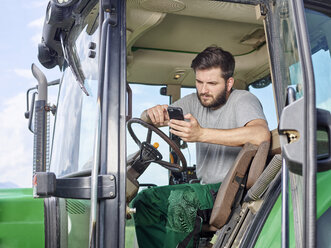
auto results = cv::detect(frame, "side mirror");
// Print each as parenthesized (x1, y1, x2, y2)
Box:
(316, 108, 331, 172)
(280, 96, 331, 174)
(25, 79, 59, 133)
(25, 90, 38, 133)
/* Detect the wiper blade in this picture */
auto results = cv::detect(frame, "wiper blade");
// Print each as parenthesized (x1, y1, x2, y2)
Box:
(60, 32, 89, 96)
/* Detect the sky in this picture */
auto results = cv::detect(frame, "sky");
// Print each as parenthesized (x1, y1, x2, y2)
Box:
(0, 1, 61, 188)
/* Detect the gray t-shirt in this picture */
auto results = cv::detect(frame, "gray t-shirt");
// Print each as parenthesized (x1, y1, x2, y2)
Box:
(171, 89, 267, 184)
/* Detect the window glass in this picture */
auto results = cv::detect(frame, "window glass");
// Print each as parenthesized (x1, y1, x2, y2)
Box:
(275, 0, 304, 104)
(275, 1, 305, 246)
(317, 130, 329, 159)
(48, 5, 98, 247)
(127, 84, 170, 186)
(288, 62, 304, 99)
(50, 10, 99, 176)
(305, 9, 331, 158)
(50, 68, 98, 176)
(317, 204, 331, 247)
(305, 9, 331, 112)
(313, 50, 331, 112)
(180, 87, 197, 167)
(127, 85, 198, 186)
(248, 77, 278, 130)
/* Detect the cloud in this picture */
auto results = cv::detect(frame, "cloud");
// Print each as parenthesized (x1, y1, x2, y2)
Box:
(13, 68, 34, 80)
(32, 1, 47, 8)
(28, 17, 44, 29)
(31, 32, 42, 46)
(133, 101, 156, 116)
(28, 17, 43, 46)
(23, 1, 48, 9)
(0, 93, 34, 188)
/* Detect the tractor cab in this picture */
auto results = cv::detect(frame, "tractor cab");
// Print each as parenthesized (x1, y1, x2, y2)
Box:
(22, 0, 331, 247)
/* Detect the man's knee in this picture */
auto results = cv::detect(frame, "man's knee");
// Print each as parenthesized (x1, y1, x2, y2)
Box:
(132, 187, 168, 226)
(131, 188, 152, 209)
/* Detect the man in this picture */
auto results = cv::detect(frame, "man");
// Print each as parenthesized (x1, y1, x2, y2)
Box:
(133, 46, 270, 248)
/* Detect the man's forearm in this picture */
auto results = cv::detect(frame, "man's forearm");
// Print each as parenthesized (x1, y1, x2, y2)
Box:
(140, 110, 152, 123)
(199, 124, 270, 147)
(169, 115, 270, 146)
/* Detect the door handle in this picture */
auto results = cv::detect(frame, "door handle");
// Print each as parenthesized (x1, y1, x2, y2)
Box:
(279, 97, 305, 174)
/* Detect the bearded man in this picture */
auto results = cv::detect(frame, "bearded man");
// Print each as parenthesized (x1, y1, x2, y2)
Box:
(132, 46, 270, 248)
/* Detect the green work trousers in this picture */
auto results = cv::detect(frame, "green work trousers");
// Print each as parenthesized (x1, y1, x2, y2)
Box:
(132, 182, 220, 248)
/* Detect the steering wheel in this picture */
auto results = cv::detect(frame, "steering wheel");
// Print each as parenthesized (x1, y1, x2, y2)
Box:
(127, 118, 187, 172)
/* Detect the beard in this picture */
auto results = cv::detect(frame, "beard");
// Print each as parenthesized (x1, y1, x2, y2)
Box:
(197, 84, 227, 109)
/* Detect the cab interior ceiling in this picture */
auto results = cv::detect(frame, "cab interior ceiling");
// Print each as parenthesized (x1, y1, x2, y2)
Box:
(126, 0, 270, 90)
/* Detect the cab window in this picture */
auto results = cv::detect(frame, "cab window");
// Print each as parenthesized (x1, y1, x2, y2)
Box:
(248, 76, 278, 130)
(306, 8, 331, 159)
(127, 84, 198, 186)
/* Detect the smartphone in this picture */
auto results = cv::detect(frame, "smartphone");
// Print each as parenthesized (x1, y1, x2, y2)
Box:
(167, 106, 184, 120)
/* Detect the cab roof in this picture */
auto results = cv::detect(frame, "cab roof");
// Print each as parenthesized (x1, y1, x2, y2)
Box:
(126, 0, 269, 89)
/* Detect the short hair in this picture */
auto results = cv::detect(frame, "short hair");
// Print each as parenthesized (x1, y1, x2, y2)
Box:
(191, 46, 235, 80)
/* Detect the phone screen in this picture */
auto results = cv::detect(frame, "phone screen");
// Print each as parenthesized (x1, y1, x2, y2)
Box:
(167, 107, 184, 120)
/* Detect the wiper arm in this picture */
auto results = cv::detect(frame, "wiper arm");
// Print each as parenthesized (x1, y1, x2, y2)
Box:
(60, 32, 89, 96)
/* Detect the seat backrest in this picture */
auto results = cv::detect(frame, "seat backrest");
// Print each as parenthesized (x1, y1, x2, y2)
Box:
(209, 140, 270, 229)
(246, 141, 270, 189)
(209, 143, 258, 229)
(247, 129, 281, 189)
(208, 129, 281, 229)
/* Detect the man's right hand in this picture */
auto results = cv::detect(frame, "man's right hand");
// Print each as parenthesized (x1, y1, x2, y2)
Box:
(144, 104, 169, 126)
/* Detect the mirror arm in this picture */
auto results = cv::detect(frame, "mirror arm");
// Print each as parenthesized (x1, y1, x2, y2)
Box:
(25, 86, 38, 119)
(28, 92, 38, 133)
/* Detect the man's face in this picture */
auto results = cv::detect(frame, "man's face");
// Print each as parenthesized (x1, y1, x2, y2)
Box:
(195, 67, 230, 109)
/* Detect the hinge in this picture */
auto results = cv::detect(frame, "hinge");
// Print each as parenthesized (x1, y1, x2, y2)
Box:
(102, 0, 117, 26)
(33, 172, 116, 199)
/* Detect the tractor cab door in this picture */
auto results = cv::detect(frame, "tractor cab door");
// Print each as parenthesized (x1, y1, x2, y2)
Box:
(275, 0, 331, 247)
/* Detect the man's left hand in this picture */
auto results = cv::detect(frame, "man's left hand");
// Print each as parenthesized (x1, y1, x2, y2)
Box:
(168, 113, 203, 142)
